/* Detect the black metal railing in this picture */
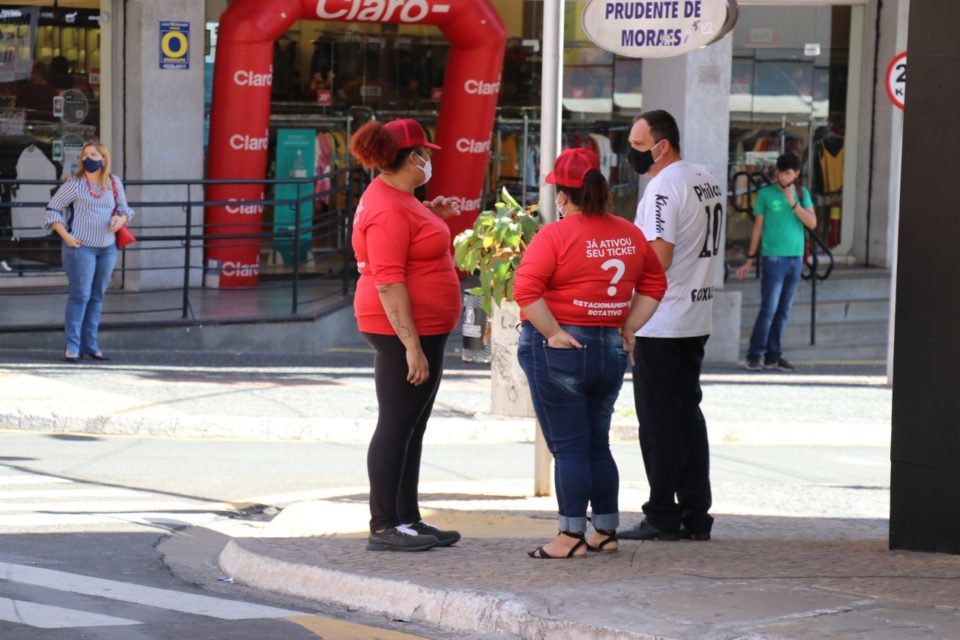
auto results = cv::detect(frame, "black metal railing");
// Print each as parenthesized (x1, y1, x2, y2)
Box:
(0, 167, 367, 331)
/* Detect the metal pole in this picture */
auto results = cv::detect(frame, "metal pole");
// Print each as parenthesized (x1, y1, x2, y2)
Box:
(810, 240, 818, 346)
(539, 0, 564, 224)
(521, 110, 529, 207)
(533, 0, 565, 498)
(343, 169, 354, 296)
(292, 181, 301, 314)
(182, 185, 192, 318)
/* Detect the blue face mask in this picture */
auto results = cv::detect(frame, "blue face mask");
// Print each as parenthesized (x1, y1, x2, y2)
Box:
(82, 157, 104, 173)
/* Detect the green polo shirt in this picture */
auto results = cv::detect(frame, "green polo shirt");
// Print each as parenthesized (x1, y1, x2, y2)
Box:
(755, 183, 813, 257)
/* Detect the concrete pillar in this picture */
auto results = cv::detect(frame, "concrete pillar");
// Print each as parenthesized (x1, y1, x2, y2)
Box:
(890, 0, 960, 554)
(641, 35, 740, 363)
(853, 0, 909, 268)
(111, 0, 205, 290)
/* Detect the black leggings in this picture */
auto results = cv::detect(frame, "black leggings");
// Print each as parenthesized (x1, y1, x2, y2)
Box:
(362, 332, 448, 532)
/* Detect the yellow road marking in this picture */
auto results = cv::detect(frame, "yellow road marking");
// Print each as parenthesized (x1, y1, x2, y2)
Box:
(287, 615, 428, 639)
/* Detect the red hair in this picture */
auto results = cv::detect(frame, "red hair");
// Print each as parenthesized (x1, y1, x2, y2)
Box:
(350, 121, 399, 170)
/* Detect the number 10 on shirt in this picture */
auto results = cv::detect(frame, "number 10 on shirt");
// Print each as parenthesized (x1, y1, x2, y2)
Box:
(699, 203, 723, 258)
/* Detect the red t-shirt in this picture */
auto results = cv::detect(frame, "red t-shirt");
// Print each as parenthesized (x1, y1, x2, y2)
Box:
(514, 214, 667, 326)
(352, 178, 462, 335)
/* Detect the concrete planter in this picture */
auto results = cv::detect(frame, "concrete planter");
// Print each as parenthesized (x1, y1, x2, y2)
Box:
(489, 301, 535, 418)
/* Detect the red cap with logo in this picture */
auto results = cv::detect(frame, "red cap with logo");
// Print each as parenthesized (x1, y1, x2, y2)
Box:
(383, 118, 441, 150)
(544, 148, 600, 188)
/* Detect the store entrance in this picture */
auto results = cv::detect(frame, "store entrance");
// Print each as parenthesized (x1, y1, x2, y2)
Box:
(726, 5, 854, 266)
(0, 3, 103, 277)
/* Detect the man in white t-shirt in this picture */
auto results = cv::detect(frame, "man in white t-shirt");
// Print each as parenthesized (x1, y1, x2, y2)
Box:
(619, 110, 722, 542)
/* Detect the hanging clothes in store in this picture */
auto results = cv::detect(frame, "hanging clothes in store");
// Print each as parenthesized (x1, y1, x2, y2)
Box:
(12, 145, 57, 240)
(818, 135, 844, 194)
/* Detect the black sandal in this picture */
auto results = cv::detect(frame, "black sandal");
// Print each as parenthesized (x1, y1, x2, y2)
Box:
(587, 528, 619, 553)
(528, 531, 587, 559)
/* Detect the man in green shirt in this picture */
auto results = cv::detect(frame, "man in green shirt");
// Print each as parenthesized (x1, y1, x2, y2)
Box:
(736, 154, 818, 371)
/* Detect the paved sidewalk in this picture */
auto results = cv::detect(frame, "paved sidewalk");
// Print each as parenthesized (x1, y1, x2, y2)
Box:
(207, 481, 960, 640)
(2, 348, 934, 639)
(0, 348, 892, 446)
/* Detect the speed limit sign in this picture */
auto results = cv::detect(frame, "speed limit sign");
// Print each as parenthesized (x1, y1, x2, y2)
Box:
(886, 51, 906, 110)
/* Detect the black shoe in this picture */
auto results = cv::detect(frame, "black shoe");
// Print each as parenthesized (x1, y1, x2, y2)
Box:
(366, 526, 437, 552)
(83, 352, 111, 361)
(744, 356, 763, 371)
(764, 356, 795, 372)
(406, 521, 461, 547)
(679, 526, 711, 541)
(617, 520, 679, 541)
(64, 352, 80, 364)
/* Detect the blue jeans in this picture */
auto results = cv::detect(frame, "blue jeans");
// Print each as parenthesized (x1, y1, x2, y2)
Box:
(748, 256, 803, 360)
(517, 323, 627, 534)
(61, 244, 118, 355)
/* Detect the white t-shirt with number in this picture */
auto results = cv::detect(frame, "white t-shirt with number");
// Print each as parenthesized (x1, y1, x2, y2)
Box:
(634, 160, 723, 338)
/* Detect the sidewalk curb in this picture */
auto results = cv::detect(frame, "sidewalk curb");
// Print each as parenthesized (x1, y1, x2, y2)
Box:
(218, 539, 659, 640)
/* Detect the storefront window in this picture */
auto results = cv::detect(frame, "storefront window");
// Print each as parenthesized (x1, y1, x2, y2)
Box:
(727, 6, 855, 259)
(0, 3, 102, 268)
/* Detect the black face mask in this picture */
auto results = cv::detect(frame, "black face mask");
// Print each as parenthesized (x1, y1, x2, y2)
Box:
(628, 144, 658, 175)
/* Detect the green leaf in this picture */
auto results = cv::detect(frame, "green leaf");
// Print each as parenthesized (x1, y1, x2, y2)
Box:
(453, 237, 471, 268)
(501, 187, 520, 210)
(519, 215, 538, 244)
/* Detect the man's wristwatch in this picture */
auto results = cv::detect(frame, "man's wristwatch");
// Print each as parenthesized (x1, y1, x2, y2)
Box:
(747, 253, 757, 260)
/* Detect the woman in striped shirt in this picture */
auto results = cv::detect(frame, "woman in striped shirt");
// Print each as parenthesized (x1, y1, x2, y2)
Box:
(44, 141, 134, 363)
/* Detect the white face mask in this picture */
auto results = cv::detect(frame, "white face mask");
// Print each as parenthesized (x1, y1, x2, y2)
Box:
(413, 153, 432, 186)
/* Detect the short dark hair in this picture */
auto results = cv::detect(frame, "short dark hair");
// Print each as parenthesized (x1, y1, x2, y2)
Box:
(776, 153, 802, 173)
(638, 109, 681, 155)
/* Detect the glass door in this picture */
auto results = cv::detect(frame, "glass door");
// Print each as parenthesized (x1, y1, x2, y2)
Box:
(727, 5, 854, 262)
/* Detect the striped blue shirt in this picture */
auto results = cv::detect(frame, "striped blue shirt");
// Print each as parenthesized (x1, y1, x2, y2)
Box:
(44, 176, 136, 248)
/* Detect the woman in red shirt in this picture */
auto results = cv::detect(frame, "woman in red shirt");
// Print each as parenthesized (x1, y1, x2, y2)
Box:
(515, 148, 667, 559)
(350, 118, 462, 552)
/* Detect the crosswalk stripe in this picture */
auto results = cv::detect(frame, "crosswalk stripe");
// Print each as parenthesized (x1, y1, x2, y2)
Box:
(0, 488, 139, 499)
(0, 562, 302, 620)
(0, 500, 220, 513)
(0, 512, 222, 528)
(0, 476, 71, 486)
(0, 597, 139, 629)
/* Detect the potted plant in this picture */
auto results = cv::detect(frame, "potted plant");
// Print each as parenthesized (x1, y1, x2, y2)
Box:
(454, 188, 542, 417)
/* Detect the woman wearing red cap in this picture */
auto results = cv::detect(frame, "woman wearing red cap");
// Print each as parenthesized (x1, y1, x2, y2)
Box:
(515, 148, 668, 559)
(350, 118, 463, 552)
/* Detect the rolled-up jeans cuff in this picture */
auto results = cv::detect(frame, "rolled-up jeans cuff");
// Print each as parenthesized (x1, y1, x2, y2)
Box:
(591, 512, 620, 531)
(558, 515, 588, 534)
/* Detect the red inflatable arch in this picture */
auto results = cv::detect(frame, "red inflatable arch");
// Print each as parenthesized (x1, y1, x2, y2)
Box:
(206, 0, 506, 287)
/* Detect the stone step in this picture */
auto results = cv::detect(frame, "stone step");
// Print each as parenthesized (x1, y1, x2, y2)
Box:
(725, 272, 892, 305)
(773, 342, 890, 362)
(740, 298, 891, 327)
(740, 320, 889, 349)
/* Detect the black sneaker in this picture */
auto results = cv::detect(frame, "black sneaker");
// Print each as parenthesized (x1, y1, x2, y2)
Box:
(679, 526, 711, 541)
(367, 525, 438, 552)
(617, 520, 679, 541)
(745, 356, 763, 371)
(764, 357, 796, 372)
(406, 521, 461, 547)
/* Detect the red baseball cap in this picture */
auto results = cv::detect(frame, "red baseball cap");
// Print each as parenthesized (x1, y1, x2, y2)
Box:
(383, 118, 441, 151)
(544, 148, 600, 188)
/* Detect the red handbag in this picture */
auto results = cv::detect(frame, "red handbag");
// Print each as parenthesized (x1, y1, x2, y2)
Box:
(115, 225, 136, 250)
(109, 176, 136, 249)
